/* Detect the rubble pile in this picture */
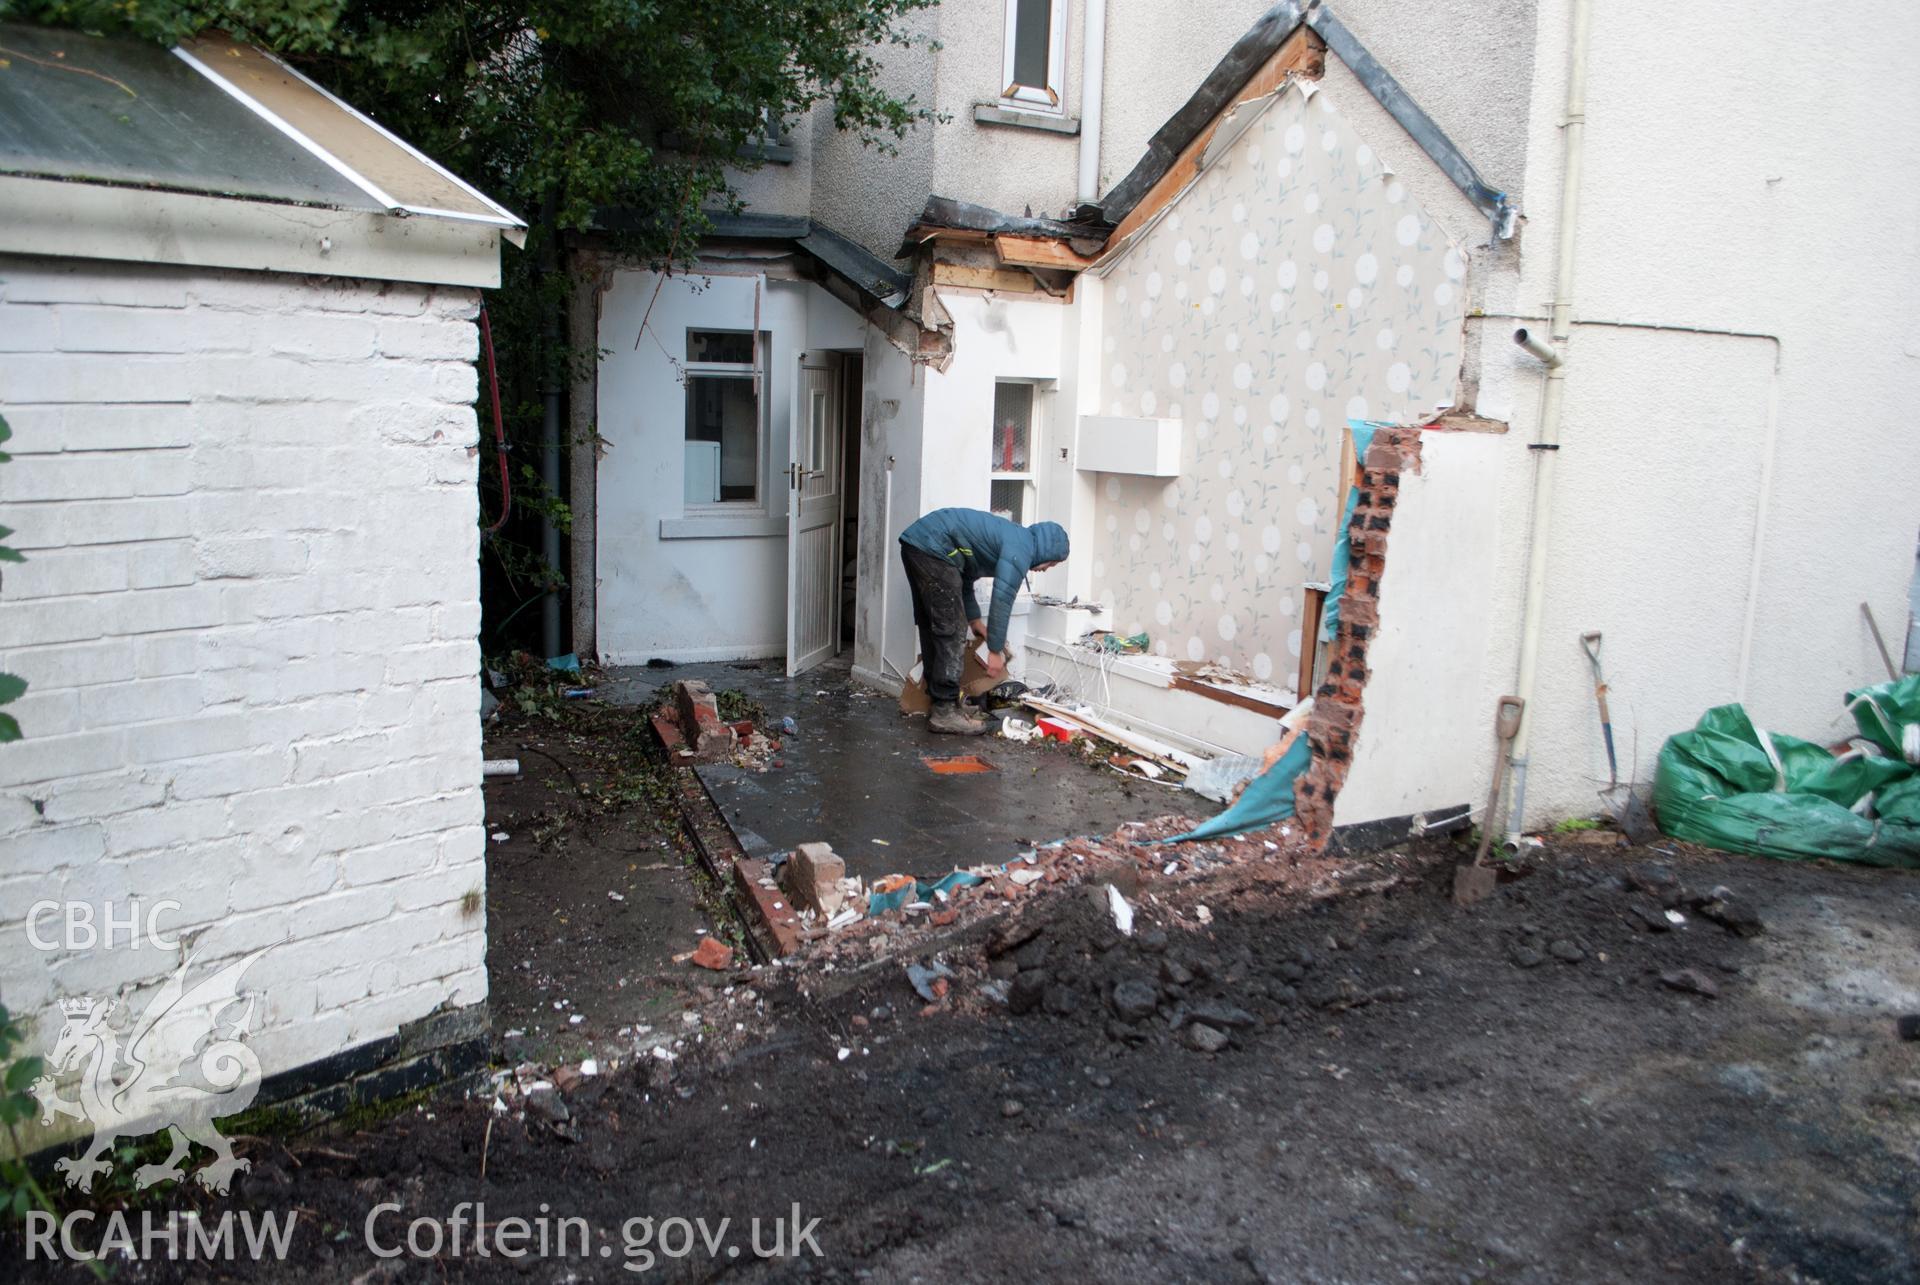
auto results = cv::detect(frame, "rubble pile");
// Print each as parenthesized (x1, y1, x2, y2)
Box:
(651, 678, 784, 771)
(766, 813, 1345, 967)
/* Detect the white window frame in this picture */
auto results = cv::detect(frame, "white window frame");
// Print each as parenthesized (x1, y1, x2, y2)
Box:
(990, 378, 1048, 525)
(682, 329, 769, 518)
(999, 0, 1067, 114)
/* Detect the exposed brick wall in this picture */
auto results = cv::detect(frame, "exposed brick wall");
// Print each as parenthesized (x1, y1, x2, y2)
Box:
(0, 255, 487, 1139)
(1293, 426, 1424, 846)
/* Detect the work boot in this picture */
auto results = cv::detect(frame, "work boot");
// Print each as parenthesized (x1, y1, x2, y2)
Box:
(929, 702, 989, 736)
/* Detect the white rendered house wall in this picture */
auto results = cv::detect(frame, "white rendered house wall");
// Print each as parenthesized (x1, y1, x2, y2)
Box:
(593, 272, 867, 665)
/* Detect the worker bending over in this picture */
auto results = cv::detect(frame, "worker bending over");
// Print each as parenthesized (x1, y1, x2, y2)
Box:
(898, 507, 1069, 735)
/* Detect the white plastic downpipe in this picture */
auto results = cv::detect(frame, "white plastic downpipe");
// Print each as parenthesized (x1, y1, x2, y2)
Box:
(1505, 0, 1593, 843)
(1077, 0, 1107, 204)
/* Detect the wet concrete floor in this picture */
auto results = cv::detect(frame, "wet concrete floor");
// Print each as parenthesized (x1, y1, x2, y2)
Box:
(602, 656, 1178, 881)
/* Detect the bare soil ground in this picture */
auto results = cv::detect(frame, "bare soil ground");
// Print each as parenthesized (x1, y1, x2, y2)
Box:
(479, 707, 725, 1068)
(9, 702, 1919, 1283)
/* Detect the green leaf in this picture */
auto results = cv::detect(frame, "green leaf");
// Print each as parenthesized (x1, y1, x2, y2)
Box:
(0, 713, 19, 744)
(4, 1056, 40, 1092)
(0, 674, 24, 704)
(0, 548, 22, 563)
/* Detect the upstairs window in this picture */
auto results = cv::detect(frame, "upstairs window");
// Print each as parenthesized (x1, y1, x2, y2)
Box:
(1001, 0, 1066, 113)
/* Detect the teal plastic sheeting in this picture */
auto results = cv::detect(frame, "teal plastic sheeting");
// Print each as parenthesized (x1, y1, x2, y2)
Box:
(867, 869, 987, 915)
(1320, 420, 1380, 645)
(1653, 673, 1920, 868)
(1164, 736, 1311, 843)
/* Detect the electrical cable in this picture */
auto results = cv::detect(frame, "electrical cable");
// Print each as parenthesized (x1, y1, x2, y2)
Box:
(479, 304, 512, 535)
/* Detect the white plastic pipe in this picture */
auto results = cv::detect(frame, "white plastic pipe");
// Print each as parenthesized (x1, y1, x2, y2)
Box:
(1505, 0, 1592, 842)
(1512, 326, 1562, 368)
(1077, 0, 1107, 205)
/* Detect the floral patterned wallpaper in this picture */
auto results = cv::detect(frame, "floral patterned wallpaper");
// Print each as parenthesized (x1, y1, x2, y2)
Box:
(1088, 83, 1466, 688)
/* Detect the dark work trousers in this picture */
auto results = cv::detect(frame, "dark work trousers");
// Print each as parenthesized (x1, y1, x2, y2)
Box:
(900, 542, 969, 704)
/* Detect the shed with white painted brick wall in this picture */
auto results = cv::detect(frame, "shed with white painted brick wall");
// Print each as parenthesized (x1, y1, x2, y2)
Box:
(0, 23, 521, 1151)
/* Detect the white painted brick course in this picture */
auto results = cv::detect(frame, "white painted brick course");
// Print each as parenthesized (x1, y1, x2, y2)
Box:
(3, 262, 191, 308)
(349, 400, 480, 448)
(50, 942, 179, 999)
(227, 854, 341, 916)
(195, 535, 311, 580)
(337, 835, 439, 887)
(263, 312, 379, 361)
(133, 632, 203, 679)
(0, 354, 194, 405)
(16, 496, 195, 549)
(1, 639, 134, 689)
(372, 935, 484, 995)
(8, 821, 106, 875)
(101, 799, 231, 856)
(41, 304, 196, 354)
(181, 906, 292, 960)
(0, 254, 487, 1087)
(0, 302, 58, 351)
(344, 982, 453, 1046)
(163, 749, 290, 802)
(5, 450, 191, 502)
(38, 773, 170, 824)
(4, 541, 197, 600)
(0, 594, 103, 648)
(0, 728, 123, 788)
(77, 675, 205, 727)
(0, 870, 59, 932)
(3, 404, 196, 454)
(0, 793, 42, 836)
(7, 687, 80, 737)
(377, 317, 480, 361)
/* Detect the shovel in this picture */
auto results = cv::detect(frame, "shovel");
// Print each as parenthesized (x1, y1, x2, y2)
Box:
(1581, 632, 1636, 833)
(1453, 695, 1525, 906)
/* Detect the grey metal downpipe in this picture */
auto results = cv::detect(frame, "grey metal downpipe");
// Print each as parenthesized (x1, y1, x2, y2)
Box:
(539, 195, 564, 660)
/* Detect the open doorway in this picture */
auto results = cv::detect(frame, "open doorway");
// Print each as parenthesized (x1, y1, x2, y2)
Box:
(787, 350, 863, 676)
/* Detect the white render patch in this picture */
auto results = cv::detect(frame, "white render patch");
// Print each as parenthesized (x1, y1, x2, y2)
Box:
(0, 255, 487, 1143)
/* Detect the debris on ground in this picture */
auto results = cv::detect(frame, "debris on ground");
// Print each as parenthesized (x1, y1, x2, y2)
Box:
(768, 812, 1339, 970)
(687, 936, 735, 971)
(905, 960, 954, 1002)
(1658, 967, 1720, 998)
(652, 679, 739, 764)
(782, 841, 848, 916)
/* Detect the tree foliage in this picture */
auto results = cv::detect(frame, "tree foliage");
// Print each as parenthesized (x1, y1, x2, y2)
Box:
(10, 0, 939, 646)
(12, 0, 937, 250)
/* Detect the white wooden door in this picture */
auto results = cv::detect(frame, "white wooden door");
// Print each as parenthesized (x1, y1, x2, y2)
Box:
(786, 357, 843, 675)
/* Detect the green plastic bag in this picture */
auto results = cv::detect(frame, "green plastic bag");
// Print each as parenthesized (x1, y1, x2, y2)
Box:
(1653, 683, 1920, 868)
(1845, 672, 1920, 760)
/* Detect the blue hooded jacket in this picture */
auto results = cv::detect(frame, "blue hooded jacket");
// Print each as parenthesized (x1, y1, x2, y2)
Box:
(900, 508, 1070, 652)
